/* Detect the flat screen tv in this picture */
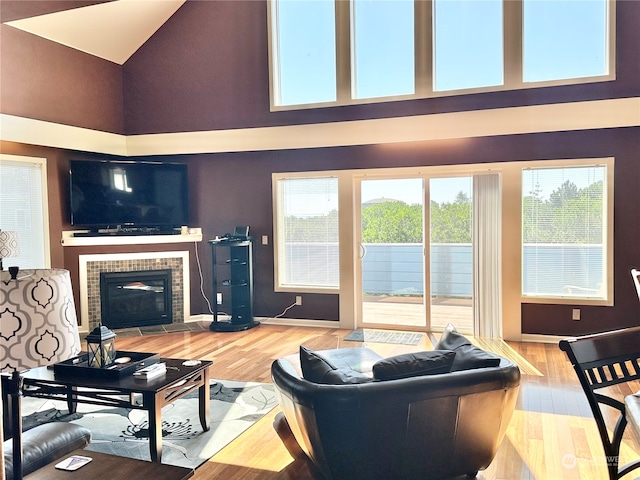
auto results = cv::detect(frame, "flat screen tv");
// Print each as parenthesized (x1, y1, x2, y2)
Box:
(69, 159, 189, 230)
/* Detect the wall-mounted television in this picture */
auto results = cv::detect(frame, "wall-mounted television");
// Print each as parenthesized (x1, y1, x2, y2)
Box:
(69, 159, 189, 231)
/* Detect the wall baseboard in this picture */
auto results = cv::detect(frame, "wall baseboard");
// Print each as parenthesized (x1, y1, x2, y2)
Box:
(187, 315, 339, 329)
(521, 333, 566, 344)
(193, 316, 564, 344)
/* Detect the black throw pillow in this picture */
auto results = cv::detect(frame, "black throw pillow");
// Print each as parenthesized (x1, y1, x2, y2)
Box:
(372, 350, 456, 381)
(299, 346, 374, 384)
(447, 344, 502, 371)
(435, 323, 472, 350)
(434, 324, 501, 371)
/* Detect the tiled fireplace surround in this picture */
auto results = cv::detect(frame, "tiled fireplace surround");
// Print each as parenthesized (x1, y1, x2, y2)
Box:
(78, 251, 191, 333)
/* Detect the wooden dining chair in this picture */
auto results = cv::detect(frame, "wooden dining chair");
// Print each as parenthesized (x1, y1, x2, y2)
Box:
(560, 327, 640, 480)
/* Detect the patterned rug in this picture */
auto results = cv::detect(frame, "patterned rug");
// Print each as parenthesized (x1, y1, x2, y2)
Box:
(20, 379, 276, 470)
(344, 329, 424, 345)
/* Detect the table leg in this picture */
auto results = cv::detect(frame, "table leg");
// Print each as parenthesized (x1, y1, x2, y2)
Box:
(199, 367, 211, 432)
(1, 376, 12, 440)
(66, 385, 78, 413)
(145, 393, 162, 462)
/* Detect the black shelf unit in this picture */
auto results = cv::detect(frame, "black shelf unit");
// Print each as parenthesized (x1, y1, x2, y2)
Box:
(209, 238, 259, 332)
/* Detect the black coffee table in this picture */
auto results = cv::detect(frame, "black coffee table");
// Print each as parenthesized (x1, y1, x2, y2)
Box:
(15, 357, 212, 463)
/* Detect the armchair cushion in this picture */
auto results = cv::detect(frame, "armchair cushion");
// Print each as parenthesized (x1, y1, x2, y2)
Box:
(4, 423, 91, 479)
(435, 324, 501, 371)
(372, 350, 456, 380)
(300, 346, 374, 385)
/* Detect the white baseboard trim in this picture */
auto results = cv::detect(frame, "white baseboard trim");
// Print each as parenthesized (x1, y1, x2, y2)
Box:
(186, 314, 340, 329)
(189, 315, 570, 342)
(521, 333, 566, 344)
(186, 314, 212, 323)
(257, 317, 340, 328)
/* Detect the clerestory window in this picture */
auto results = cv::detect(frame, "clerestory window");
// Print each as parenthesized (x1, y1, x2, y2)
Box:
(268, 0, 614, 109)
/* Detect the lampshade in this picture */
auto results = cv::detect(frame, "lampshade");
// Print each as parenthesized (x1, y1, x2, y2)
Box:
(0, 269, 81, 372)
(0, 231, 20, 269)
(0, 390, 5, 479)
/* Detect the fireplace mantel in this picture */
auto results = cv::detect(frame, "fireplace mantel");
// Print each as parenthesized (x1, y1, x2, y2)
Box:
(61, 228, 202, 247)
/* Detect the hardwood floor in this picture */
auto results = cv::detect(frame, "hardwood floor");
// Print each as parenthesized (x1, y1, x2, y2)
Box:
(115, 324, 640, 480)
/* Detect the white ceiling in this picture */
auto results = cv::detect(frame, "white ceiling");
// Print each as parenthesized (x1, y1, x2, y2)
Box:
(3, 0, 186, 65)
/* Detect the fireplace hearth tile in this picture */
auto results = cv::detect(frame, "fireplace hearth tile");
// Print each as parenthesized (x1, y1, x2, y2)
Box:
(107, 321, 210, 338)
(140, 325, 167, 335)
(110, 327, 143, 338)
(163, 323, 192, 332)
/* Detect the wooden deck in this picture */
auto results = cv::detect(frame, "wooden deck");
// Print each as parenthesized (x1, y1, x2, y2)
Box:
(363, 295, 474, 333)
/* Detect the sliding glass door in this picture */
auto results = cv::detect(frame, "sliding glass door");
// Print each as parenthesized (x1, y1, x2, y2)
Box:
(356, 175, 476, 334)
(429, 177, 474, 334)
(359, 178, 426, 329)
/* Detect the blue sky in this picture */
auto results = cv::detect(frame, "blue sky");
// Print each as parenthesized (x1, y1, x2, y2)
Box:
(276, 0, 608, 105)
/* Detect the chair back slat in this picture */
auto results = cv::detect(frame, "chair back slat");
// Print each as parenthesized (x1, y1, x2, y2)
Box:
(559, 327, 640, 480)
(577, 356, 640, 390)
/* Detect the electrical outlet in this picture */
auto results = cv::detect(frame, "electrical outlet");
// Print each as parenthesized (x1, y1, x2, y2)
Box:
(217, 293, 223, 305)
(295, 295, 302, 306)
(572, 308, 580, 321)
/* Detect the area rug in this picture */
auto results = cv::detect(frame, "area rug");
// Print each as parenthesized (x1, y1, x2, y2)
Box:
(344, 329, 423, 345)
(20, 379, 276, 470)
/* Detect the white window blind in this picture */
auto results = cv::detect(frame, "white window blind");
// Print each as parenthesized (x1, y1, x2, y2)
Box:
(522, 165, 606, 299)
(0, 157, 49, 269)
(276, 177, 339, 289)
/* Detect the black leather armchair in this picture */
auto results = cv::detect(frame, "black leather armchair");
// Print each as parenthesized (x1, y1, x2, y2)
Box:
(271, 347, 520, 480)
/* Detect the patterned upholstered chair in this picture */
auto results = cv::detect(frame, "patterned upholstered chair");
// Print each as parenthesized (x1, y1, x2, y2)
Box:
(1, 269, 90, 480)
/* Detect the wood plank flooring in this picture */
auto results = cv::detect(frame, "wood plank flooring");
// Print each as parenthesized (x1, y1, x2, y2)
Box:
(115, 324, 640, 480)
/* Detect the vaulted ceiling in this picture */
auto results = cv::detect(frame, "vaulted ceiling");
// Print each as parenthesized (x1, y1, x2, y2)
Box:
(2, 0, 185, 64)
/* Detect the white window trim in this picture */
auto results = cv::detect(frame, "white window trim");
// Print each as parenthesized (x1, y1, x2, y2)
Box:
(518, 158, 614, 307)
(272, 171, 347, 294)
(267, 0, 616, 111)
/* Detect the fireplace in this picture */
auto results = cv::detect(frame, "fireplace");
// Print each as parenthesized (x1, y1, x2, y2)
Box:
(100, 269, 173, 329)
(78, 251, 189, 332)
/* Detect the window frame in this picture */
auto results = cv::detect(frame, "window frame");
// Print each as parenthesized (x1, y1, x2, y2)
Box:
(272, 171, 343, 294)
(0, 154, 51, 269)
(272, 158, 614, 311)
(267, 0, 616, 111)
(520, 158, 614, 306)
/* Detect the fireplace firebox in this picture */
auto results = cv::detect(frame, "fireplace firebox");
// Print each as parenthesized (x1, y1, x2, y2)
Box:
(100, 269, 172, 329)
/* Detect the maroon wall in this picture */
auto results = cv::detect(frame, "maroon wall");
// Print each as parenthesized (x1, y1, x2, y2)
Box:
(171, 127, 640, 335)
(0, 5, 124, 133)
(0, 1, 109, 23)
(3, 0, 639, 135)
(122, 0, 640, 135)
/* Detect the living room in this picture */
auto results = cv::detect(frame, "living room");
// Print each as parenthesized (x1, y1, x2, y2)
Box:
(1, 0, 640, 478)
